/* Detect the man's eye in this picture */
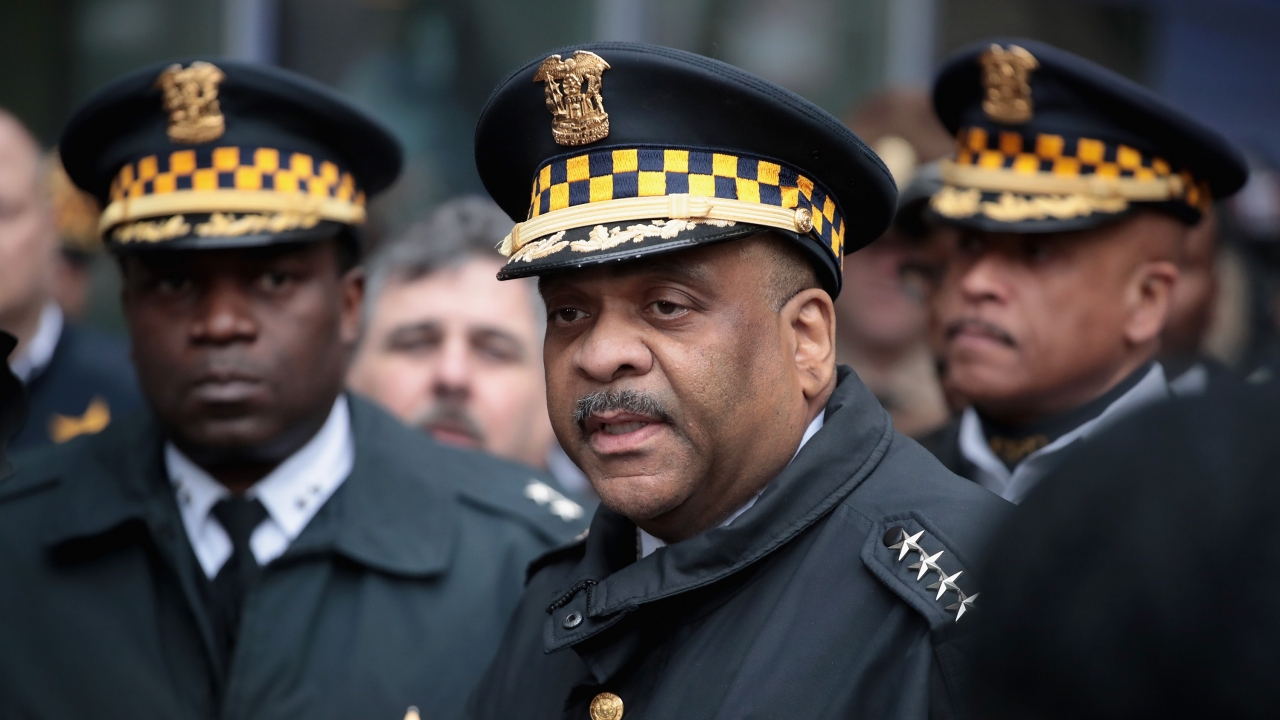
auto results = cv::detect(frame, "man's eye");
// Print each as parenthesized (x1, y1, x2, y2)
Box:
(649, 300, 685, 317)
(258, 271, 291, 291)
(156, 276, 191, 294)
(551, 307, 588, 325)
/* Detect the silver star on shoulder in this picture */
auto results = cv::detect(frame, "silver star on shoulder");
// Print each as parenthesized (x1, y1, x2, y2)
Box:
(927, 570, 964, 601)
(889, 530, 926, 562)
(908, 550, 946, 581)
(946, 592, 979, 620)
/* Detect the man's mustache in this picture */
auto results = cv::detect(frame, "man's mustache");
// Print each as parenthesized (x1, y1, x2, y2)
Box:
(573, 389, 673, 431)
(411, 401, 487, 445)
(945, 317, 1016, 347)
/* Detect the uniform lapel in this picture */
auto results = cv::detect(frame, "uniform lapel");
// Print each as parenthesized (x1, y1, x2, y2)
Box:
(278, 395, 456, 578)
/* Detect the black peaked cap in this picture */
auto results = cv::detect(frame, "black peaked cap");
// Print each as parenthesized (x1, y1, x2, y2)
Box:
(475, 42, 897, 296)
(60, 58, 401, 250)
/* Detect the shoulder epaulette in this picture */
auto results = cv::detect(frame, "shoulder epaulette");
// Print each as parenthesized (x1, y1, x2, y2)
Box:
(860, 512, 981, 629)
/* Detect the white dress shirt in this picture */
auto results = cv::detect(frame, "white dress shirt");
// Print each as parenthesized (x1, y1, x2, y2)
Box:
(639, 412, 826, 558)
(8, 302, 63, 384)
(167, 396, 355, 579)
(958, 363, 1169, 504)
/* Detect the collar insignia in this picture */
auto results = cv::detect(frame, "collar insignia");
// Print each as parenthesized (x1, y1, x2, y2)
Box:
(156, 61, 227, 144)
(980, 44, 1039, 124)
(533, 50, 611, 146)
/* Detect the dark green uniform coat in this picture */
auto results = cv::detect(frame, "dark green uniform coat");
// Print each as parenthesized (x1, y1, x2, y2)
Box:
(0, 395, 585, 720)
(466, 369, 1011, 720)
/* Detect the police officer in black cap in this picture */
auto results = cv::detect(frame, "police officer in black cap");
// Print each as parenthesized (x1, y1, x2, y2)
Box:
(0, 59, 584, 719)
(465, 42, 1010, 720)
(917, 39, 1248, 504)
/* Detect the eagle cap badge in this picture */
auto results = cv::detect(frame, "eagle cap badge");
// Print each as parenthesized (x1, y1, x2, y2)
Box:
(534, 50, 611, 146)
(156, 61, 227, 144)
(979, 44, 1039, 125)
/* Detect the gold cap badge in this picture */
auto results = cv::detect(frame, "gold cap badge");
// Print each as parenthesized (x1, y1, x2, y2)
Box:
(156, 61, 227, 144)
(979, 44, 1039, 125)
(534, 50, 611, 146)
(589, 692, 624, 720)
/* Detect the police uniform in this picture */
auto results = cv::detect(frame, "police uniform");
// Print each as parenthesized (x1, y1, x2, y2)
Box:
(465, 42, 1011, 720)
(0, 59, 586, 720)
(0, 331, 25, 480)
(916, 39, 1248, 503)
(8, 302, 143, 451)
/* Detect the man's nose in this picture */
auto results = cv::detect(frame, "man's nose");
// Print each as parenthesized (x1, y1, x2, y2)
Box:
(956, 253, 1011, 305)
(574, 305, 653, 383)
(433, 334, 473, 400)
(189, 278, 258, 344)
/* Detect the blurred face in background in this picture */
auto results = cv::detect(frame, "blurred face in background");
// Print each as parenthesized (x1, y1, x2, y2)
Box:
(834, 229, 927, 355)
(348, 254, 555, 468)
(0, 113, 58, 341)
(929, 212, 1180, 423)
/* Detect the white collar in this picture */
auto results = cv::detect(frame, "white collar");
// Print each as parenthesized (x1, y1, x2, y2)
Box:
(9, 302, 63, 384)
(959, 363, 1169, 504)
(166, 396, 355, 578)
(639, 411, 825, 558)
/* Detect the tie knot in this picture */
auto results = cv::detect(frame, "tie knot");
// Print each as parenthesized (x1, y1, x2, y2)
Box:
(211, 496, 268, 551)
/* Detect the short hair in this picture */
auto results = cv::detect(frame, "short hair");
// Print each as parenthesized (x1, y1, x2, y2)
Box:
(363, 195, 540, 329)
(748, 232, 821, 311)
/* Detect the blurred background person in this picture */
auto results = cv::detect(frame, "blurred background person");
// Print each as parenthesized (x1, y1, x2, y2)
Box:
(348, 196, 593, 500)
(969, 383, 1280, 720)
(835, 90, 953, 437)
(0, 109, 138, 451)
(45, 151, 103, 322)
(916, 39, 1247, 504)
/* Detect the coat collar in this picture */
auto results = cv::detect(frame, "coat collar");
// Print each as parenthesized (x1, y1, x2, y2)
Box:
(41, 394, 456, 578)
(544, 367, 894, 653)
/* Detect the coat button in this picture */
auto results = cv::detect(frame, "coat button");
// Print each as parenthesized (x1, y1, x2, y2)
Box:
(589, 692, 624, 720)
(563, 610, 584, 629)
(883, 526, 905, 547)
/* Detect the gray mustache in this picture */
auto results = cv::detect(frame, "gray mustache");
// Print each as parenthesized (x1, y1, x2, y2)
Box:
(573, 390, 673, 430)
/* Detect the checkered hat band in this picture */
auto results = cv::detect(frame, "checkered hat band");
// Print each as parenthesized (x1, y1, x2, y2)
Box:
(526, 147, 846, 251)
(108, 147, 365, 206)
(953, 126, 1201, 203)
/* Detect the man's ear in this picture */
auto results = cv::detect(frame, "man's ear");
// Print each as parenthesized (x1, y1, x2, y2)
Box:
(1124, 259, 1179, 346)
(340, 265, 365, 347)
(782, 287, 837, 403)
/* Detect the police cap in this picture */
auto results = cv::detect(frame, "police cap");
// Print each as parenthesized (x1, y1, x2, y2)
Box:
(929, 38, 1247, 234)
(475, 42, 898, 298)
(60, 59, 401, 251)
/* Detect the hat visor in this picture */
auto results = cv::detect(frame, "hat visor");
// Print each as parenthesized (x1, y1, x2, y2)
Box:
(496, 217, 841, 296)
(106, 217, 345, 253)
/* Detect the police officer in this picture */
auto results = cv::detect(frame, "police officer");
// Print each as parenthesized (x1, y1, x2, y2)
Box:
(465, 42, 1010, 720)
(0, 60, 584, 719)
(917, 39, 1248, 503)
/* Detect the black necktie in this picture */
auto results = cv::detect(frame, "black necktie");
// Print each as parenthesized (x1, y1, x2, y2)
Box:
(209, 496, 268, 671)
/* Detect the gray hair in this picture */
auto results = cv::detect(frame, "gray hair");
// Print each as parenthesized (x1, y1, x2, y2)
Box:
(363, 195, 544, 334)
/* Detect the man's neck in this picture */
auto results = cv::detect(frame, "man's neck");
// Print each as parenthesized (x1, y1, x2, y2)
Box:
(171, 398, 340, 495)
(976, 353, 1156, 428)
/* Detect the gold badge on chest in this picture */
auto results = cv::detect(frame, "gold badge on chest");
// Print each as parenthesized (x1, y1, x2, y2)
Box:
(156, 61, 227, 144)
(534, 50, 611, 146)
(979, 44, 1039, 125)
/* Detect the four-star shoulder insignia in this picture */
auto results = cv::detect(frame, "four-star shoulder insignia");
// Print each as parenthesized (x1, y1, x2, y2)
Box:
(884, 526, 979, 622)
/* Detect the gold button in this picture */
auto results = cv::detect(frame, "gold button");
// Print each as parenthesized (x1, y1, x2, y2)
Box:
(794, 207, 814, 233)
(589, 692, 624, 720)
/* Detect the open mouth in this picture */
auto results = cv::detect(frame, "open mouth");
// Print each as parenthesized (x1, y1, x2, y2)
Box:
(582, 411, 667, 453)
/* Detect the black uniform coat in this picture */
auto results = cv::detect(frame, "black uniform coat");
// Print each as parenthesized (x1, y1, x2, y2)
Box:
(466, 369, 1010, 720)
(0, 395, 585, 720)
(13, 322, 142, 451)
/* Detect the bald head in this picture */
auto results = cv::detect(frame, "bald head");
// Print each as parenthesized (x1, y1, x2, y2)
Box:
(0, 109, 59, 346)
